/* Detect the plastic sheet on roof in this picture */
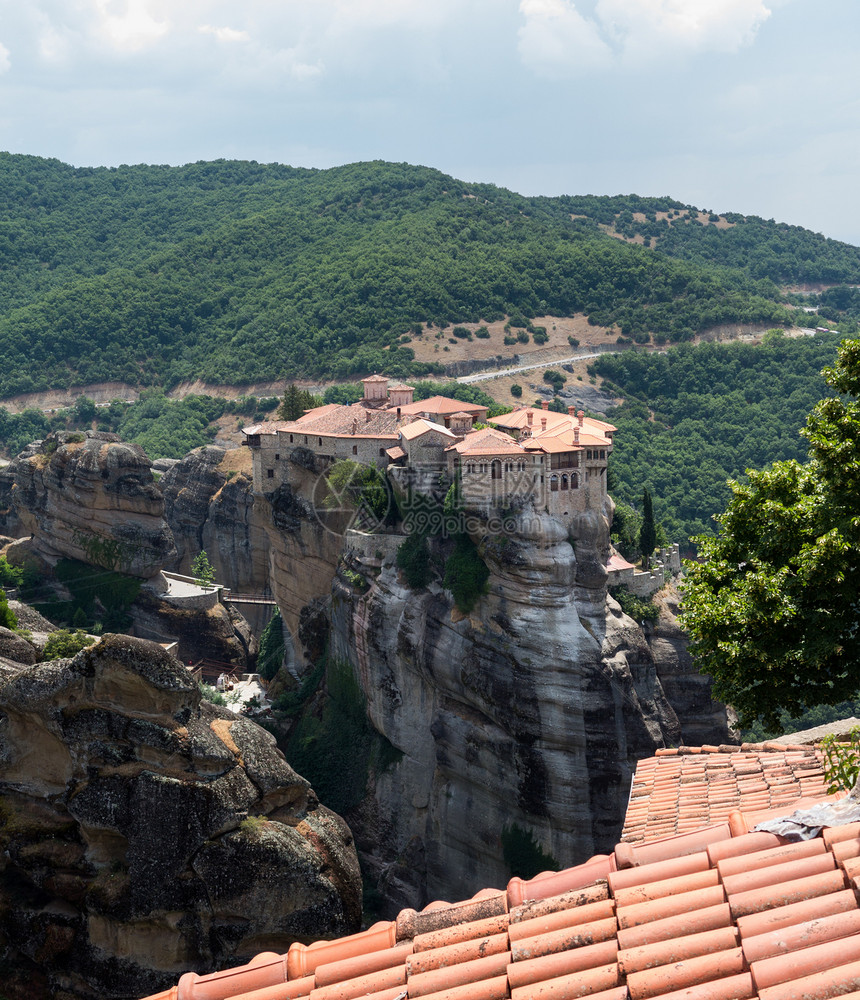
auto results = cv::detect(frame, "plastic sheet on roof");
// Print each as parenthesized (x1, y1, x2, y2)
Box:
(756, 784, 860, 841)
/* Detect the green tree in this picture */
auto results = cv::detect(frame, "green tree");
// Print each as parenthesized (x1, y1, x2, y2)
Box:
(42, 629, 95, 661)
(191, 550, 216, 587)
(639, 488, 657, 566)
(0, 589, 16, 630)
(73, 395, 98, 425)
(681, 339, 860, 731)
(278, 384, 318, 421)
(258, 608, 286, 681)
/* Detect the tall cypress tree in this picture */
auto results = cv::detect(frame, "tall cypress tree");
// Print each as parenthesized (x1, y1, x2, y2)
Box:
(639, 488, 657, 566)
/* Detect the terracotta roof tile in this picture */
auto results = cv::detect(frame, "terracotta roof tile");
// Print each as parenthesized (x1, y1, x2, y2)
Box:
(397, 396, 489, 417)
(448, 427, 527, 458)
(621, 744, 831, 844)
(278, 404, 400, 437)
(142, 756, 860, 1000)
(399, 418, 456, 441)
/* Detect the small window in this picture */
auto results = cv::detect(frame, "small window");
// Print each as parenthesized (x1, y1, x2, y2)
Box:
(274, 453, 280, 461)
(318, 437, 322, 446)
(379, 448, 385, 456)
(289, 434, 294, 443)
(352, 445, 358, 455)
(267, 469, 274, 479)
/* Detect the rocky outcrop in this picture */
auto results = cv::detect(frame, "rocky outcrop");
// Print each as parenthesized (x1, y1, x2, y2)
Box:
(326, 503, 731, 910)
(0, 626, 38, 665)
(131, 589, 258, 668)
(0, 635, 361, 1000)
(8, 432, 175, 579)
(160, 446, 272, 632)
(646, 584, 734, 744)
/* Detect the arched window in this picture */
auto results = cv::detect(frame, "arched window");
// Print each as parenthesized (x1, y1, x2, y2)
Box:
(571, 472, 579, 489)
(491, 460, 501, 480)
(550, 474, 559, 492)
(561, 474, 569, 491)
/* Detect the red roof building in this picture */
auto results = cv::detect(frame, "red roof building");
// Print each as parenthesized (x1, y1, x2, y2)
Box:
(140, 743, 860, 1000)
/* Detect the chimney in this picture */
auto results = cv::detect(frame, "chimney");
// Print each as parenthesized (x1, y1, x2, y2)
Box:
(527, 411, 533, 426)
(568, 406, 576, 416)
(366, 409, 371, 423)
(352, 418, 358, 434)
(574, 427, 580, 443)
(541, 417, 547, 431)
(578, 410, 585, 426)
(541, 401, 549, 411)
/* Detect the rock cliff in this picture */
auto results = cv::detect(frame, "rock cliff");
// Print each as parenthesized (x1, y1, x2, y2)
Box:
(161, 447, 350, 672)
(7, 432, 175, 579)
(160, 447, 272, 634)
(158, 447, 731, 912)
(325, 502, 730, 910)
(0, 635, 362, 1000)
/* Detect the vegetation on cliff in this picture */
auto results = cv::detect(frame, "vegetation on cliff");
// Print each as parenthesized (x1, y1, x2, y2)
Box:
(596, 330, 844, 543)
(681, 338, 860, 731)
(2, 156, 858, 396)
(0, 390, 279, 460)
(285, 657, 401, 816)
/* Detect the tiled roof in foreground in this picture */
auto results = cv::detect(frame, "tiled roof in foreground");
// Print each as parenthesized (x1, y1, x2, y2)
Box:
(141, 783, 860, 1000)
(623, 743, 831, 845)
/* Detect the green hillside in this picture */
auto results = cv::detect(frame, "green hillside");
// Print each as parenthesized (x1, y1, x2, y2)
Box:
(1, 155, 859, 398)
(593, 330, 845, 544)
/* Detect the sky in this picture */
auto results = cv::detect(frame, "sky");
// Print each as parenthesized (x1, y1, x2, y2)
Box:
(0, 0, 858, 244)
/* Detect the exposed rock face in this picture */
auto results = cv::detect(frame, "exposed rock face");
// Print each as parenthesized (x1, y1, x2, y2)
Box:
(149, 446, 733, 913)
(161, 446, 271, 632)
(0, 626, 38, 665)
(0, 635, 361, 1000)
(131, 589, 259, 668)
(646, 584, 733, 745)
(8, 432, 175, 579)
(327, 504, 730, 910)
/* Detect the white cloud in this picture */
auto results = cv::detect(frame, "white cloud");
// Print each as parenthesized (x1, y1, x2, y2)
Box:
(0, 42, 10, 73)
(597, 0, 771, 60)
(518, 0, 771, 76)
(199, 24, 250, 45)
(92, 0, 170, 52)
(518, 0, 613, 76)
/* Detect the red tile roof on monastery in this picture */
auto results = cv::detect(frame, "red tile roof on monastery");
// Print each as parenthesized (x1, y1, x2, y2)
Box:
(623, 744, 831, 846)
(448, 426, 528, 457)
(399, 419, 457, 441)
(491, 408, 617, 438)
(397, 396, 489, 417)
(279, 404, 401, 438)
(141, 744, 860, 1000)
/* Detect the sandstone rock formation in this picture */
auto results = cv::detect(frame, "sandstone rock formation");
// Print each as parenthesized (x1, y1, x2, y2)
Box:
(0, 625, 38, 665)
(325, 504, 731, 911)
(8, 432, 176, 579)
(161, 447, 348, 670)
(131, 589, 259, 668)
(160, 446, 271, 633)
(0, 634, 361, 1000)
(157, 445, 732, 912)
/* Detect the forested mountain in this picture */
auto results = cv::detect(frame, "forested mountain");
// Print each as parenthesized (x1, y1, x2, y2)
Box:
(593, 331, 844, 543)
(2, 155, 859, 398)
